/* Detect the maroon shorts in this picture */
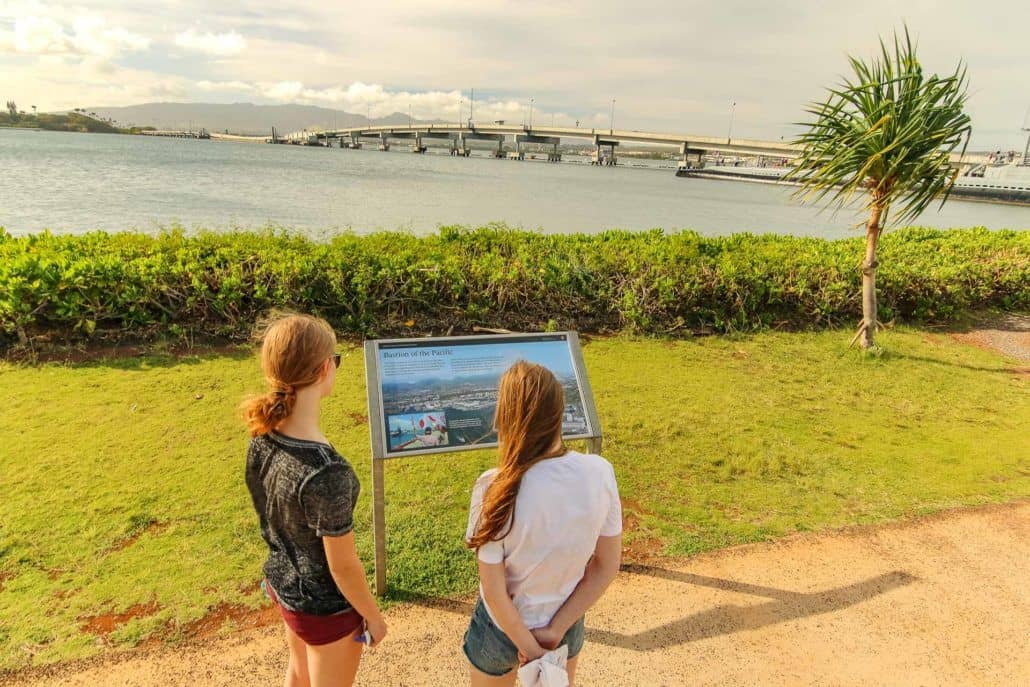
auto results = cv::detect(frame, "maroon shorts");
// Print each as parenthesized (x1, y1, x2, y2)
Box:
(265, 581, 364, 646)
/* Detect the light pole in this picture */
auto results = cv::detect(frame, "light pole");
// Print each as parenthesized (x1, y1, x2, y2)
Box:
(529, 98, 534, 129)
(1022, 106, 1030, 165)
(609, 98, 615, 133)
(408, 104, 412, 127)
(727, 101, 736, 143)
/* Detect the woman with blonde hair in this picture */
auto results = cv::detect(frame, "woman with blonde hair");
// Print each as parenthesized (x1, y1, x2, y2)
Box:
(463, 361, 623, 685)
(242, 313, 386, 687)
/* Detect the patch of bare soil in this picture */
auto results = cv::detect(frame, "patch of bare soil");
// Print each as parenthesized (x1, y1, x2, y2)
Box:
(7, 502, 1029, 686)
(79, 601, 161, 640)
(346, 411, 369, 426)
(151, 604, 280, 646)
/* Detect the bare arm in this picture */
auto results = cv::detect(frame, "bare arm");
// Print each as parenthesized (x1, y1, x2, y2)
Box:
(479, 558, 545, 662)
(324, 532, 387, 645)
(533, 534, 621, 647)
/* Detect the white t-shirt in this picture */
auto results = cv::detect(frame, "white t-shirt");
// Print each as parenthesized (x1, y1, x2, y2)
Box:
(465, 451, 622, 630)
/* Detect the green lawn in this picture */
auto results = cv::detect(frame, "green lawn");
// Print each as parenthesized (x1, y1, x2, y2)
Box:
(0, 329, 1027, 671)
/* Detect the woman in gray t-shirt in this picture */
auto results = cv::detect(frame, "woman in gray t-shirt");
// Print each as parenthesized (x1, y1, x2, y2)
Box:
(243, 314, 387, 687)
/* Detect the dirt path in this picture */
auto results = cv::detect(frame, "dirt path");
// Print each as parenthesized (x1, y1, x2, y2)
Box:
(7, 502, 1029, 686)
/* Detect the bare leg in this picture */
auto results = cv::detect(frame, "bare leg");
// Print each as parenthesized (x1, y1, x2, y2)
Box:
(283, 622, 310, 687)
(567, 655, 579, 685)
(307, 627, 364, 687)
(469, 663, 516, 687)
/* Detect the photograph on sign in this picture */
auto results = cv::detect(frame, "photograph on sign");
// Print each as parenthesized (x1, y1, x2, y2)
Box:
(371, 334, 593, 457)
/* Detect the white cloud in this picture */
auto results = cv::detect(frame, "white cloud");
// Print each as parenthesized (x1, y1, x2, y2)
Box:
(174, 29, 246, 56)
(2, 14, 149, 57)
(1, 55, 191, 112)
(3, 1, 1026, 148)
(251, 79, 533, 123)
(12, 16, 68, 53)
(70, 16, 149, 57)
(262, 80, 303, 100)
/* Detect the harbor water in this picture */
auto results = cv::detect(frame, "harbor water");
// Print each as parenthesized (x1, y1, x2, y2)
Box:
(2, 128, 1028, 237)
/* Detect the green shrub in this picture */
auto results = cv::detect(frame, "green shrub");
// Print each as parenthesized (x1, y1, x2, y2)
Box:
(0, 225, 1026, 351)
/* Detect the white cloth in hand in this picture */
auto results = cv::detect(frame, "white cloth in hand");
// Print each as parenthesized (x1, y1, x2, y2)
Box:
(517, 645, 569, 687)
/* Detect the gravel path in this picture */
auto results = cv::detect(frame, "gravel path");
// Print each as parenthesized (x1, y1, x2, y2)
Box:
(7, 502, 1029, 687)
(950, 313, 1030, 362)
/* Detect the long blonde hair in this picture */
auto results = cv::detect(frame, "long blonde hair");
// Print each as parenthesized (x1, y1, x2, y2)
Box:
(467, 361, 566, 549)
(241, 314, 336, 436)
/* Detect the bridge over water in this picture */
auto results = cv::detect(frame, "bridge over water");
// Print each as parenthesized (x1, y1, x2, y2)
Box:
(276, 123, 799, 168)
(213, 123, 985, 171)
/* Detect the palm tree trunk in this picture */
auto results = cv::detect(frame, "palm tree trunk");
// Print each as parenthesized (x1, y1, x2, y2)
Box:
(860, 202, 885, 349)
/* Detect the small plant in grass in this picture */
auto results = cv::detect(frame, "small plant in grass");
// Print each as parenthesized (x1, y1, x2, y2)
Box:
(788, 26, 972, 349)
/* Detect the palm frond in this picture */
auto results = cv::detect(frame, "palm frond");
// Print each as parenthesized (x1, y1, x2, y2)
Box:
(786, 25, 971, 227)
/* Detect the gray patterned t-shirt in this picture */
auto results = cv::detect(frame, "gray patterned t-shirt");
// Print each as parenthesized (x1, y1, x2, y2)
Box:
(245, 431, 360, 615)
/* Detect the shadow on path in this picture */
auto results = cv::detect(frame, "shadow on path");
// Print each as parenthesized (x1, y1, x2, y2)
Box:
(587, 566, 916, 651)
(400, 566, 917, 653)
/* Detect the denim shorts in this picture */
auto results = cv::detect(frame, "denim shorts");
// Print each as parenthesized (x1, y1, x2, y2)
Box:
(462, 598, 585, 677)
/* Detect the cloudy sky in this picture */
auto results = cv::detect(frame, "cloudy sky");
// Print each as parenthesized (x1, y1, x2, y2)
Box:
(2, 1, 1027, 148)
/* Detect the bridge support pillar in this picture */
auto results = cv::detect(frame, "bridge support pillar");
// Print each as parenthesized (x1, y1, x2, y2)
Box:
(591, 136, 619, 166)
(514, 133, 560, 161)
(378, 133, 390, 151)
(411, 133, 426, 153)
(677, 141, 704, 172)
(592, 143, 617, 166)
(450, 134, 471, 156)
(508, 140, 525, 160)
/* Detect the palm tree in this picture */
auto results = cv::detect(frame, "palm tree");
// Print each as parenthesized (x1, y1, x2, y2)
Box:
(787, 27, 971, 349)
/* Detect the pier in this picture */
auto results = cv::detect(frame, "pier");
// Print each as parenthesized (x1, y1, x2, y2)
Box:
(139, 129, 210, 139)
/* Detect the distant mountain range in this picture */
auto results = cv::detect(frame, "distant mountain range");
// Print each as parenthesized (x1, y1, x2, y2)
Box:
(83, 102, 441, 135)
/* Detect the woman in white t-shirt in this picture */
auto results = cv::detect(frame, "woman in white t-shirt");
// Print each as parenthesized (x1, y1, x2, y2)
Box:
(463, 361, 622, 685)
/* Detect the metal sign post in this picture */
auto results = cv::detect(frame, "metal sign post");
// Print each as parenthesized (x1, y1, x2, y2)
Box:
(363, 332, 602, 596)
(363, 343, 390, 595)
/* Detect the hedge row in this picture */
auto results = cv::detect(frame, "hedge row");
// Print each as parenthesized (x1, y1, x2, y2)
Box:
(1, 225, 1027, 351)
